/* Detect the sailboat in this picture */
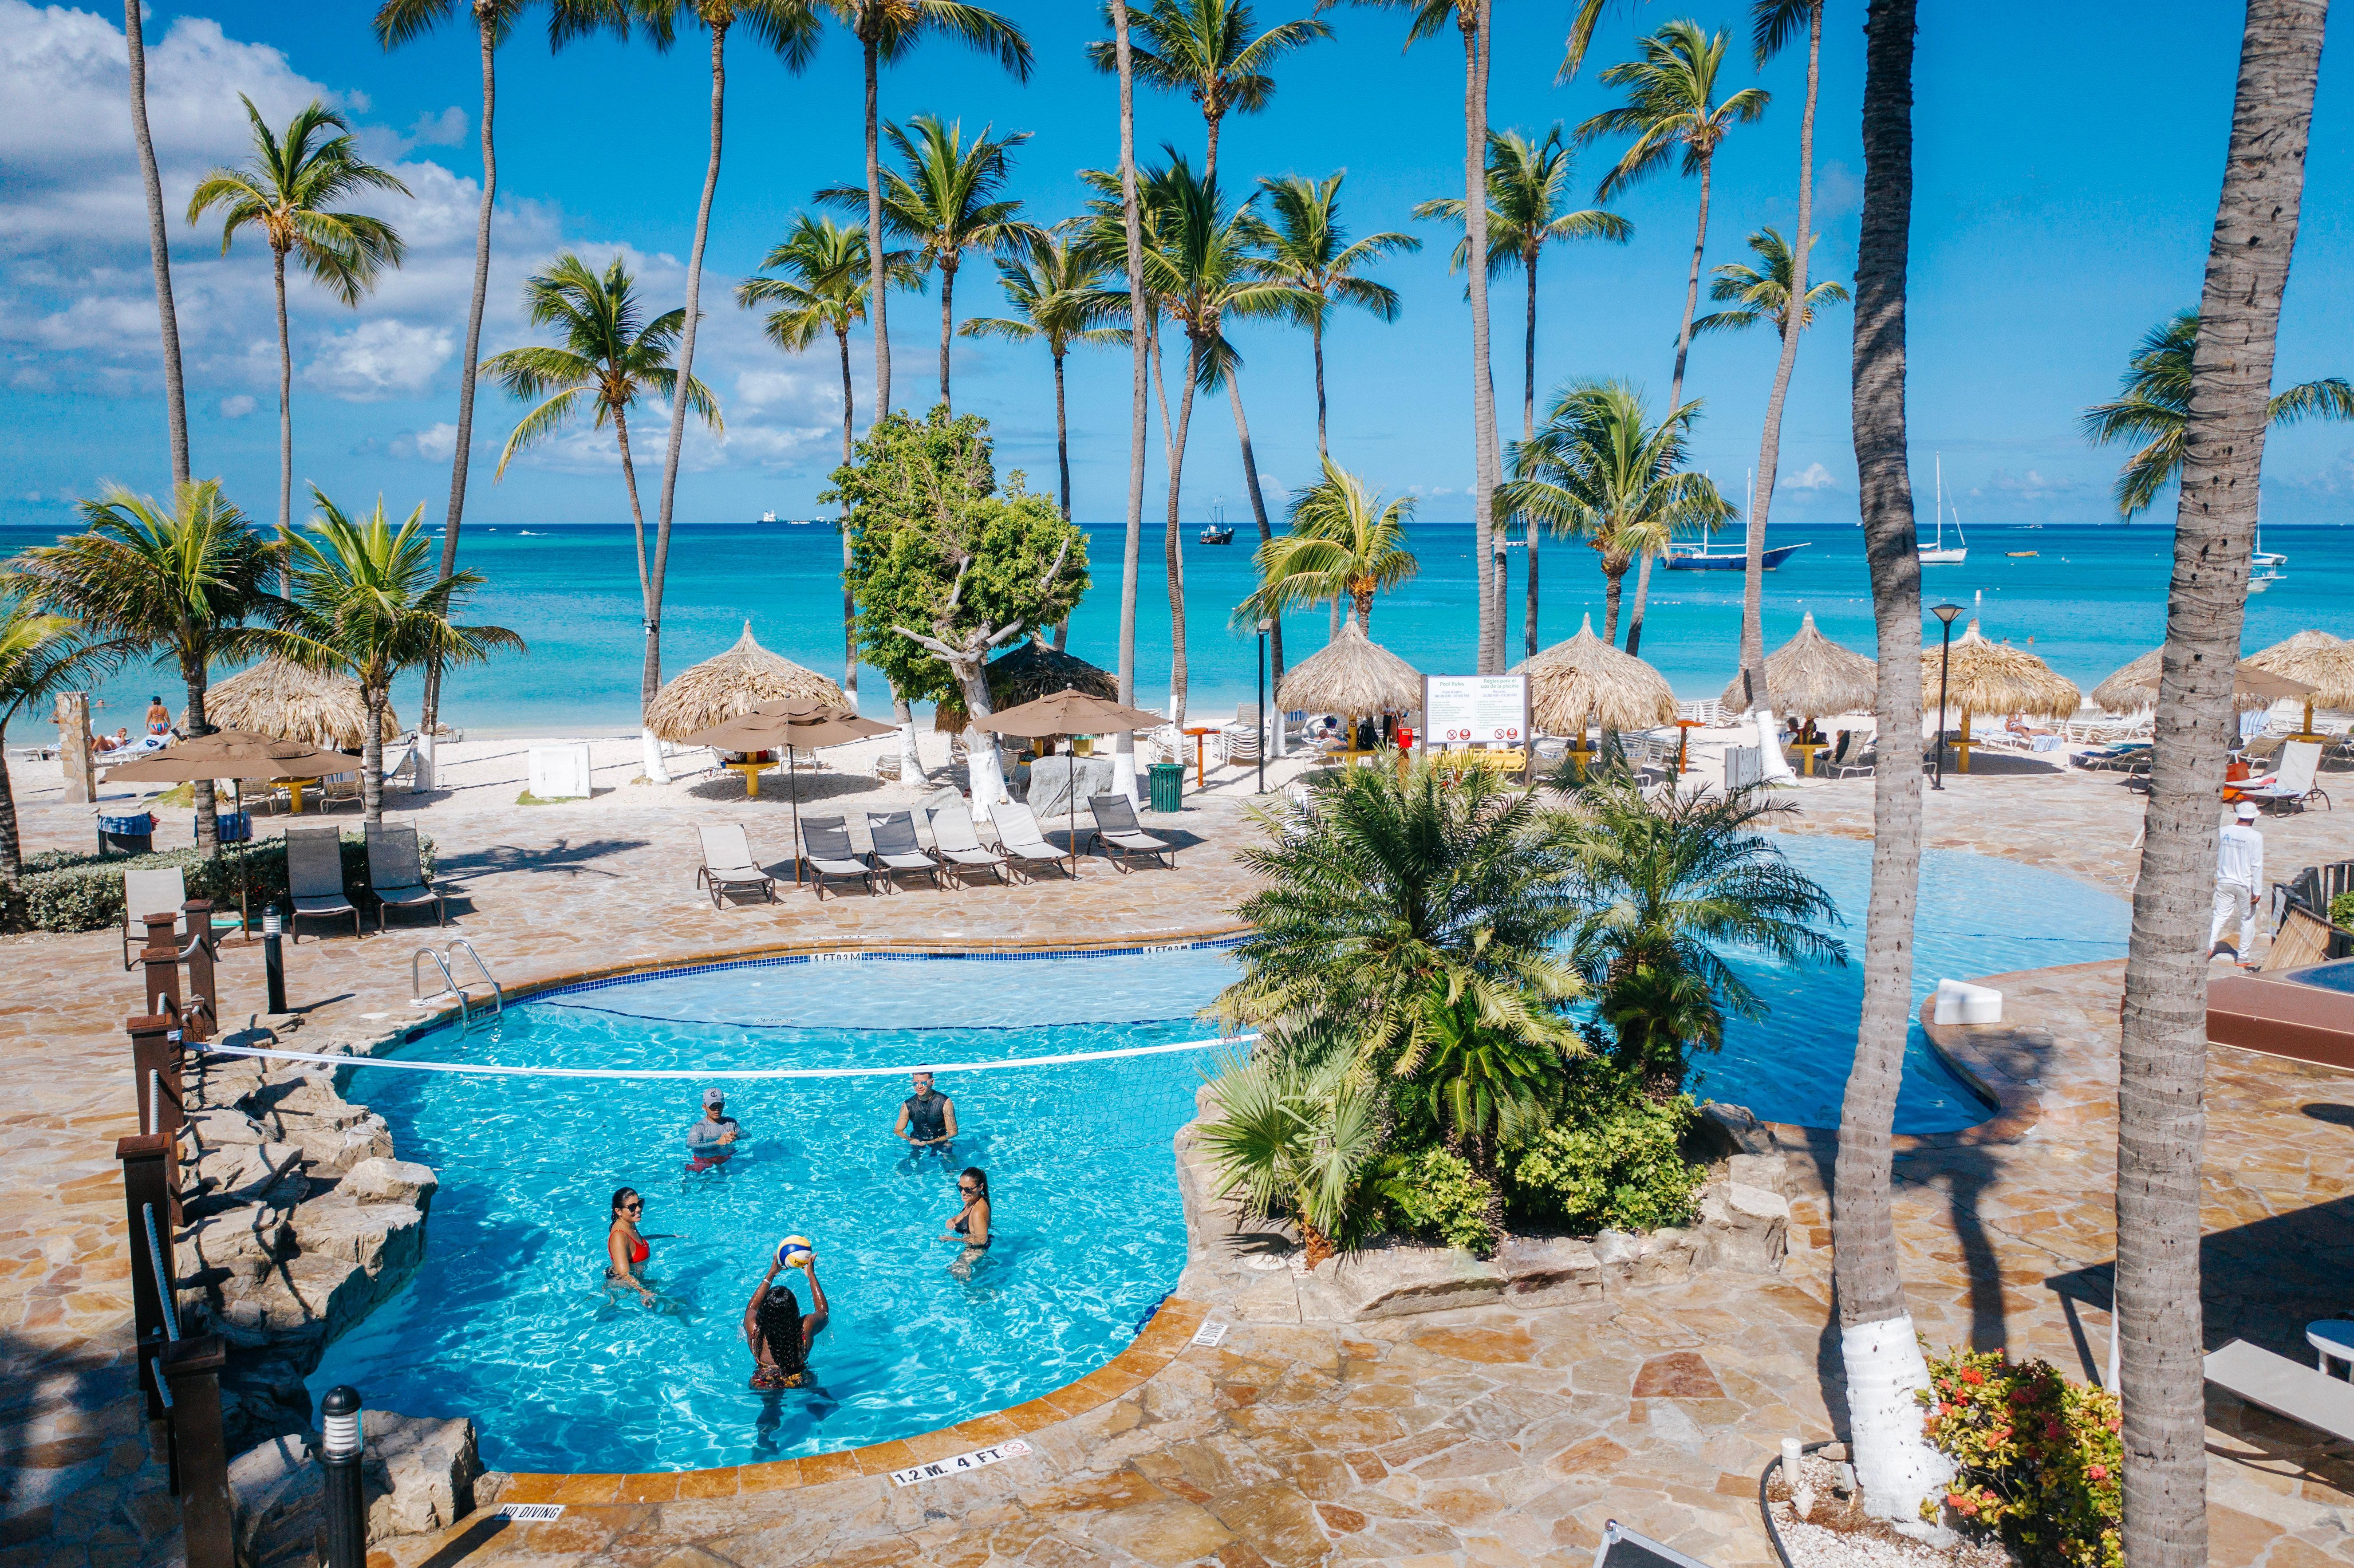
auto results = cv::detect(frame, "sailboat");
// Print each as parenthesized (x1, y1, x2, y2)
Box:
(1919, 454, 1967, 564)
(1198, 500, 1234, 545)
(1664, 468, 1808, 571)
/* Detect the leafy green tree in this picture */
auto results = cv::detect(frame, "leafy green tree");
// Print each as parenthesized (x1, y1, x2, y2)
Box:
(0, 593, 112, 889)
(187, 97, 411, 540)
(268, 490, 523, 821)
(2080, 307, 2354, 517)
(1238, 458, 1417, 634)
(957, 228, 1126, 530)
(1252, 172, 1418, 462)
(826, 408, 1088, 816)
(1688, 225, 1847, 339)
(1498, 378, 1732, 647)
(15, 482, 283, 852)
(1196, 1051, 1385, 1269)
(1393, 980, 1564, 1168)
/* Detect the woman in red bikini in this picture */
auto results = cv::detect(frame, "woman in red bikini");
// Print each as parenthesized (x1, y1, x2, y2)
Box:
(605, 1188, 656, 1305)
(744, 1253, 828, 1390)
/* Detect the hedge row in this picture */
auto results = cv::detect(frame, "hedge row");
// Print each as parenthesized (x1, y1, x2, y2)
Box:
(12, 831, 437, 934)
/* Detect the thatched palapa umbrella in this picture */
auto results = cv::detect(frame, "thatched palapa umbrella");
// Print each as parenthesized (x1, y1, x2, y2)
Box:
(2247, 629, 2354, 737)
(189, 658, 398, 749)
(2090, 646, 2314, 717)
(1275, 619, 1421, 725)
(1514, 616, 1678, 754)
(934, 638, 1118, 735)
(1716, 611, 1875, 720)
(643, 623, 845, 743)
(1919, 620, 2079, 769)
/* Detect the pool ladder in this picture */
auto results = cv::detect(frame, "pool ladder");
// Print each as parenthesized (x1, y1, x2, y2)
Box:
(411, 939, 503, 1034)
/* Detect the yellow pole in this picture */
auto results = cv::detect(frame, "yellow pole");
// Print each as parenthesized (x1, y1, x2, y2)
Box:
(1958, 710, 1973, 772)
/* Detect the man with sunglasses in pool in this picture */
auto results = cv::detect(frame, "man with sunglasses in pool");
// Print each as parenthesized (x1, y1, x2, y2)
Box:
(686, 1087, 741, 1172)
(892, 1070, 958, 1159)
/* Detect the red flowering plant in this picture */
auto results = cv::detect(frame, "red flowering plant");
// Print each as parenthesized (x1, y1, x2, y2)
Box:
(1917, 1347, 2122, 1568)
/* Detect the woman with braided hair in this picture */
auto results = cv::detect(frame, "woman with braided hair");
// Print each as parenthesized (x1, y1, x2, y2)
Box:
(742, 1250, 829, 1391)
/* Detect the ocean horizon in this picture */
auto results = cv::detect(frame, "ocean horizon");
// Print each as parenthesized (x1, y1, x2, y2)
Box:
(8, 520, 2350, 741)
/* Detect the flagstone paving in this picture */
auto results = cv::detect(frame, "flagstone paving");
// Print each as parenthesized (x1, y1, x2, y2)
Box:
(2, 754, 2351, 1566)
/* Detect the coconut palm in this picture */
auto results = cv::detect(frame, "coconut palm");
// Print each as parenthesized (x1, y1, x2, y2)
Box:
(822, 116, 1043, 412)
(2080, 307, 2354, 518)
(1107, 0, 1151, 804)
(1255, 173, 1419, 462)
(2113, 6, 2331, 1563)
(481, 252, 719, 732)
(1499, 379, 1732, 647)
(186, 98, 411, 541)
(1689, 227, 1847, 338)
(1416, 127, 1631, 657)
(14, 482, 283, 853)
(956, 229, 1125, 528)
(0, 593, 112, 889)
(1239, 459, 1418, 634)
(269, 491, 523, 822)
(816, 1, 1031, 421)
(1084, 0, 1330, 182)
(124, 0, 189, 487)
(1733, 0, 1824, 716)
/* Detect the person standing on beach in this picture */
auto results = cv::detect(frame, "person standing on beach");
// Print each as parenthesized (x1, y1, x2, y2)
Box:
(2210, 800, 2264, 964)
(893, 1071, 957, 1158)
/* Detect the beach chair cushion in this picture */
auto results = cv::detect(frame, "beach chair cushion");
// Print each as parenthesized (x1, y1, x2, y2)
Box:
(927, 802, 1007, 868)
(122, 867, 187, 939)
(285, 831, 355, 914)
(698, 824, 772, 885)
(990, 803, 1063, 861)
(2205, 1339, 2354, 1442)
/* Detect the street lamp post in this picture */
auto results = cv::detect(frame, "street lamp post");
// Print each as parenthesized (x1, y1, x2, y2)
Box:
(1255, 619, 1273, 796)
(1930, 602, 1963, 791)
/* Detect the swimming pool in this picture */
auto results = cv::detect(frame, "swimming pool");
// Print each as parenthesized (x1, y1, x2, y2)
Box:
(305, 837, 2126, 1473)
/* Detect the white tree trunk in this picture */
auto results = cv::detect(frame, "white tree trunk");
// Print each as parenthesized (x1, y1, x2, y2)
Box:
(1842, 1316, 1953, 1521)
(414, 728, 437, 792)
(640, 726, 668, 785)
(963, 726, 1009, 823)
(897, 717, 922, 782)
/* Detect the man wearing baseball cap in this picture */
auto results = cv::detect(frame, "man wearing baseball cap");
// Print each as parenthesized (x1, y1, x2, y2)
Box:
(686, 1087, 742, 1171)
(2209, 800, 2265, 965)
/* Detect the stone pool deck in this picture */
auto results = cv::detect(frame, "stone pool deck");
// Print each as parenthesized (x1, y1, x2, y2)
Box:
(1, 756, 2351, 1565)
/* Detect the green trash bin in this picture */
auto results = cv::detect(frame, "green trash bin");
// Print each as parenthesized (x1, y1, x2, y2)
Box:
(1147, 760, 1184, 813)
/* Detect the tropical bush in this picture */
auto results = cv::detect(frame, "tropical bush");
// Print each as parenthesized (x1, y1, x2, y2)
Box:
(12, 832, 434, 934)
(1194, 1052, 1386, 1269)
(1504, 1059, 1707, 1233)
(2331, 889, 2354, 930)
(1918, 1347, 2122, 1568)
(1375, 1146, 1501, 1256)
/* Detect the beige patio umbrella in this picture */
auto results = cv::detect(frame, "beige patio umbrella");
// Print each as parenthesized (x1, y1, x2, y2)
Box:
(194, 658, 398, 749)
(643, 622, 845, 743)
(1275, 618, 1420, 723)
(1920, 620, 2079, 768)
(934, 637, 1118, 735)
(1716, 611, 1876, 720)
(2090, 647, 2315, 716)
(1514, 615, 1678, 741)
(2246, 629, 2354, 737)
(976, 688, 1168, 878)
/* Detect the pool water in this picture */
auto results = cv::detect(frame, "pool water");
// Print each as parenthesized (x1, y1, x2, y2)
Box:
(307, 840, 2127, 1473)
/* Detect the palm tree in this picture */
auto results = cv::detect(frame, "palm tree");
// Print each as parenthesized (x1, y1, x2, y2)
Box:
(123, 0, 189, 487)
(817, 0, 1030, 421)
(14, 482, 282, 854)
(739, 216, 918, 686)
(1734, 0, 1823, 715)
(1108, 0, 1151, 804)
(1499, 379, 1732, 646)
(1416, 127, 1631, 658)
(956, 229, 1124, 530)
(1834, 0, 1950, 1527)
(372, 0, 625, 766)
(1239, 458, 1418, 634)
(1084, 0, 1330, 183)
(1579, 20, 1767, 654)
(2081, 307, 2354, 517)
(186, 98, 410, 542)
(1255, 173, 1419, 463)
(629, 0, 818, 784)
(0, 593, 111, 890)
(2113, 6, 2330, 1564)
(1553, 768, 1844, 1091)
(481, 252, 720, 738)
(1196, 1052, 1385, 1269)
(271, 492, 523, 822)
(823, 116, 1042, 412)
(1689, 227, 1847, 339)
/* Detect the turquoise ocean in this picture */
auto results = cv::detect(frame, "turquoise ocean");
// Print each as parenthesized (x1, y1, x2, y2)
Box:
(7, 520, 2350, 738)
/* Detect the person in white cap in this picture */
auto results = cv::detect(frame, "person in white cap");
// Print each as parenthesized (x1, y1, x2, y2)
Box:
(686, 1087, 741, 1171)
(2210, 801, 2265, 963)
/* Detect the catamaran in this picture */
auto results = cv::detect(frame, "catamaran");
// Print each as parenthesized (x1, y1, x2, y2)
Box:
(1919, 454, 1967, 564)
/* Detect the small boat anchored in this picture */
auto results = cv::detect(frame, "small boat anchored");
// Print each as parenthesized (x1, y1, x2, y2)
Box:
(1663, 469, 1806, 571)
(1919, 454, 1967, 564)
(757, 511, 779, 524)
(1199, 501, 1235, 546)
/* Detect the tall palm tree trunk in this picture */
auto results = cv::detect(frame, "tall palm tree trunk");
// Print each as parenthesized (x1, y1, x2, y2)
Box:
(1160, 335, 1198, 729)
(938, 256, 957, 410)
(1053, 350, 1073, 650)
(0, 739, 22, 890)
(1601, 563, 1624, 644)
(1522, 258, 1539, 658)
(1111, 0, 1149, 801)
(1227, 374, 1285, 686)
(864, 35, 891, 418)
(2116, 7, 2326, 1564)
(1739, 1, 1821, 713)
(1312, 319, 1329, 460)
(273, 251, 293, 542)
(614, 406, 650, 592)
(1625, 154, 1717, 660)
(420, 13, 500, 778)
(837, 326, 859, 693)
(362, 689, 387, 823)
(184, 666, 217, 855)
(1462, 0, 1501, 674)
(1835, 0, 1950, 1523)
(124, 0, 188, 489)
(645, 21, 730, 786)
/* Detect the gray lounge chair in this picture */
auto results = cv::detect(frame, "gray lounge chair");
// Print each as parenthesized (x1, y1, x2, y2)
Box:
(696, 824, 777, 908)
(1088, 792, 1176, 871)
(866, 809, 942, 891)
(926, 801, 1007, 886)
(284, 828, 360, 942)
(989, 802, 1070, 882)
(800, 816, 878, 899)
(121, 866, 187, 969)
(365, 823, 445, 930)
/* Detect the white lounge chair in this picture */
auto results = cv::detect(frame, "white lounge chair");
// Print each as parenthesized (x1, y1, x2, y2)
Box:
(1088, 792, 1176, 871)
(799, 816, 878, 899)
(365, 824, 446, 930)
(693, 824, 777, 907)
(927, 801, 1008, 886)
(866, 810, 942, 891)
(990, 802, 1070, 881)
(2205, 1338, 2354, 1442)
(121, 866, 186, 970)
(284, 828, 360, 942)
(2243, 739, 2331, 815)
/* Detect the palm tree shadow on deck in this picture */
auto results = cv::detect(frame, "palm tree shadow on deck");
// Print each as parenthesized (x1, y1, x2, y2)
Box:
(434, 836, 650, 881)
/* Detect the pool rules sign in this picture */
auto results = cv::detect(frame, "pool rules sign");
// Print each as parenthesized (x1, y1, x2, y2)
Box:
(1420, 675, 1529, 750)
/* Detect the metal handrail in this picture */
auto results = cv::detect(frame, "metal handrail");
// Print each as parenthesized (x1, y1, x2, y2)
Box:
(445, 939, 503, 1024)
(411, 942, 502, 1035)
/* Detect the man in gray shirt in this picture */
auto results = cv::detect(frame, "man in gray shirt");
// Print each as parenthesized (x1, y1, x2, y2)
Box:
(687, 1087, 741, 1170)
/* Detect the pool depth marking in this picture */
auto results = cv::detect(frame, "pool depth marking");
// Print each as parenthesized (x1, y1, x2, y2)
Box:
(887, 1438, 1033, 1486)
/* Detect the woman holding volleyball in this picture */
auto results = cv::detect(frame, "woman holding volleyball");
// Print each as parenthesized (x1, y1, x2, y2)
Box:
(743, 1238, 828, 1391)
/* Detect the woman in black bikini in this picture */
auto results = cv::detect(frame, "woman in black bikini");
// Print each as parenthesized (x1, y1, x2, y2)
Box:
(743, 1254, 828, 1390)
(943, 1168, 990, 1278)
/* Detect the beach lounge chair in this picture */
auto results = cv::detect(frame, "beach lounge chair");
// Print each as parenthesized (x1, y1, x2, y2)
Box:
(316, 771, 362, 812)
(989, 802, 1071, 882)
(927, 801, 1008, 886)
(2242, 739, 2331, 816)
(1088, 792, 1176, 871)
(1828, 739, 1877, 780)
(695, 824, 778, 907)
(866, 810, 942, 891)
(365, 823, 446, 930)
(2204, 1339, 2354, 1443)
(121, 866, 187, 970)
(284, 828, 361, 942)
(382, 745, 417, 792)
(799, 816, 878, 899)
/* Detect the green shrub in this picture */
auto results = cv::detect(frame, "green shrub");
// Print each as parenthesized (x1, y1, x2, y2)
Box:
(2331, 889, 2354, 930)
(1918, 1347, 2121, 1568)
(12, 831, 434, 934)
(1375, 1146, 1500, 1256)
(1504, 1064, 1707, 1233)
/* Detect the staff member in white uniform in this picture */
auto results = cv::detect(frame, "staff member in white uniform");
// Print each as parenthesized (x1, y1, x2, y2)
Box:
(2210, 801, 2265, 962)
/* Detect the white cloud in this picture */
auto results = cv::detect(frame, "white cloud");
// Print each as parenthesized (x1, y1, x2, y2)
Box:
(388, 422, 456, 462)
(304, 319, 453, 400)
(405, 105, 466, 148)
(1779, 461, 1838, 492)
(1985, 469, 2084, 500)
(219, 393, 256, 418)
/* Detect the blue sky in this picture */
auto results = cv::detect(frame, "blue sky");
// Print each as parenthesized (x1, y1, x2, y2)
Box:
(4, 0, 2350, 534)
